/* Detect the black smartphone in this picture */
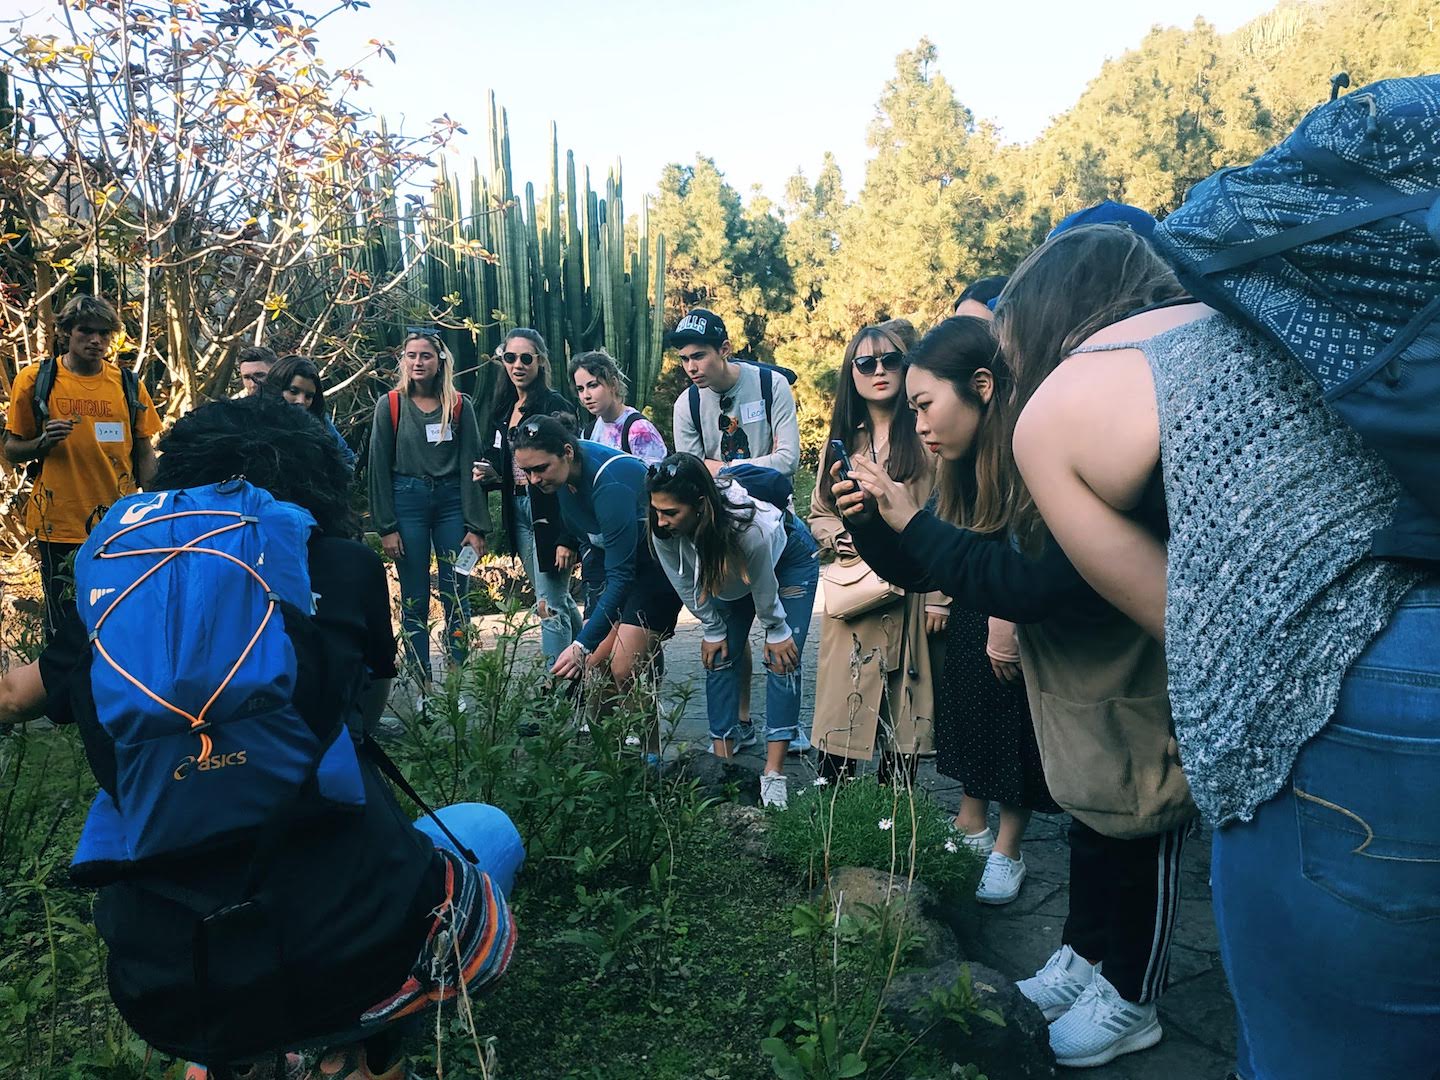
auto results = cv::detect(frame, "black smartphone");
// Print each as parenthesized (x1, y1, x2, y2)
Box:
(829, 439, 854, 481)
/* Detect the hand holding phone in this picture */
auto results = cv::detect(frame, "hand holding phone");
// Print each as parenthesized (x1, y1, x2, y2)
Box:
(829, 439, 854, 482)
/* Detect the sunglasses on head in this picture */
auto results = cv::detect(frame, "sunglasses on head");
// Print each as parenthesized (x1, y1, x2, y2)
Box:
(648, 460, 684, 480)
(504, 351, 536, 366)
(509, 419, 545, 441)
(854, 351, 904, 376)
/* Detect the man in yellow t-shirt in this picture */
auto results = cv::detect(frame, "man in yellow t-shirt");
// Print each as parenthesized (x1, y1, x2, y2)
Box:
(4, 295, 161, 637)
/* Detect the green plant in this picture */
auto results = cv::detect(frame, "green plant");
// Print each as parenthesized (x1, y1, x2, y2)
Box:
(767, 776, 982, 903)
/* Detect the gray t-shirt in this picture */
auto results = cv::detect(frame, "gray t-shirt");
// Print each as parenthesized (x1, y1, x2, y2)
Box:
(671, 363, 799, 477)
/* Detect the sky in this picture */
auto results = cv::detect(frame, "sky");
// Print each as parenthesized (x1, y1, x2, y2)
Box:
(0, 0, 1283, 202)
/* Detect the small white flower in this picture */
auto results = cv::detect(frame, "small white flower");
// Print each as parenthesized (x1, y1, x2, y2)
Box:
(878, 818, 894, 832)
(944, 839, 959, 854)
(579, 723, 590, 734)
(812, 776, 829, 787)
(624, 735, 641, 747)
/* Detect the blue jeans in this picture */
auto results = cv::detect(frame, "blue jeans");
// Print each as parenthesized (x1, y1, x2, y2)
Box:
(393, 476, 469, 677)
(706, 520, 819, 744)
(512, 492, 582, 663)
(580, 541, 607, 618)
(1212, 577, 1440, 1080)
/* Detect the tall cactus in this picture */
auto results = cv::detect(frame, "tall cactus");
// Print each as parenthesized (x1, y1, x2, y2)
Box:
(375, 93, 667, 409)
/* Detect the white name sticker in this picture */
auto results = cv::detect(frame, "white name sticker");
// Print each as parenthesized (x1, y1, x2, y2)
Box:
(426, 423, 454, 444)
(94, 421, 125, 443)
(740, 400, 766, 425)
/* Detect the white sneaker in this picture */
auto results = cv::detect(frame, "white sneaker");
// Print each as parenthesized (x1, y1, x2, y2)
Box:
(975, 850, 1026, 905)
(1016, 945, 1101, 1021)
(1047, 971, 1162, 1068)
(956, 825, 995, 860)
(760, 770, 789, 809)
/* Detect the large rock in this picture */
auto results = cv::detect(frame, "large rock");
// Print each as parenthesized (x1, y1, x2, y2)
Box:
(823, 866, 961, 969)
(667, 747, 759, 806)
(884, 960, 1056, 1080)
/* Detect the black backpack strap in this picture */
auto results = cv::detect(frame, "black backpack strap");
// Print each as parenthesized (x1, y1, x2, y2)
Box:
(688, 384, 702, 454)
(619, 411, 640, 455)
(759, 365, 774, 429)
(30, 357, 56, 431)
(363, 739, 479, 864)
(118, 366, 144, 473)
(1197, 190, 1437, 276)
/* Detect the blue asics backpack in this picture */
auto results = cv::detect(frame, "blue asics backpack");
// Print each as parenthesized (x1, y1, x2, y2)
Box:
(1152, 75, 1440, 563)
(69, 480, 366, 881)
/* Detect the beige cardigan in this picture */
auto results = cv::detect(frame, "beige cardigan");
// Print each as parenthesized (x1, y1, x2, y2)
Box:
(808, 434, 947, 760)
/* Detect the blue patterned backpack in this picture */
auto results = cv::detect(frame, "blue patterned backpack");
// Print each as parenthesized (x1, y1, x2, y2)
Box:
(1152, 75, 1440, 563)
(69, 480, 367, 881)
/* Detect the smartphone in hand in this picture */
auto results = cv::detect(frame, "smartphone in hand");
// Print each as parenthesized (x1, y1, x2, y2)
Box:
(829, 439, 854, 482)
(453, 545, 480, 576)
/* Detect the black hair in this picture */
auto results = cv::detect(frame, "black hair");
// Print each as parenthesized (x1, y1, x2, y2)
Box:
(151, 395, 356, 538)
(265, 355, 326, 419)
(508, 411, 581, 458)
(820, 322, 926, 506)
(645, 452, 756, 603)
(953, 276, 1008, 312)
(237, 344, 278, 368)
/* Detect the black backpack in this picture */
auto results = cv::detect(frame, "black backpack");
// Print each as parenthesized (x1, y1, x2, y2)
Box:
(589, 411, 643, 454)
(28, 358, 145, 478)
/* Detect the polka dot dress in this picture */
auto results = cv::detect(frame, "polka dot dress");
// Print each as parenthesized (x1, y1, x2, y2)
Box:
(936, 608, 1060, 813)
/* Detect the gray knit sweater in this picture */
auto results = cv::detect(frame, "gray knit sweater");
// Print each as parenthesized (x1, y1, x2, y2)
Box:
(1130, 314, 1425, 826)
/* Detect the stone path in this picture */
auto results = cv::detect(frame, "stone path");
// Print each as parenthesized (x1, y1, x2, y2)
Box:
(460, 593, 1238, 1080)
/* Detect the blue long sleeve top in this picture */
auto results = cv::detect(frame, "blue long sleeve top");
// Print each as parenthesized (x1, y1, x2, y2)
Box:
(555, 441, 649, 652)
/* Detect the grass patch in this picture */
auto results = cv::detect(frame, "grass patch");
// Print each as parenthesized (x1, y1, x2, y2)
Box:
(766, 777, 983, 904)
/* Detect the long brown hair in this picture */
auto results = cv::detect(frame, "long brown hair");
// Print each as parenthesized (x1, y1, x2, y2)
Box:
(904, 317, 1015, 532)
(646, 452, 758, 604)
(819, 321, 926, 505)
(490, 327, 555, 427)
(993, 223, 1185, 546)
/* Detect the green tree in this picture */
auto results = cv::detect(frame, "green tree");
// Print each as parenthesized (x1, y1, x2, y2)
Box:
(820, 39, 1029, 335)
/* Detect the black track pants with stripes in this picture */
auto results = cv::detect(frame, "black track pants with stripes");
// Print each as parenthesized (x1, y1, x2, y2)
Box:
(1061, 819, 1188, 1004)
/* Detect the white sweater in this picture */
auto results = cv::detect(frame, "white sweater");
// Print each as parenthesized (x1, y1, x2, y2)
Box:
(652, 482, 792, 644)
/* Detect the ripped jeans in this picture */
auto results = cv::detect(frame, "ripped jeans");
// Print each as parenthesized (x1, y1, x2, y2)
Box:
(1212, 576, 1440, 1080)
(705, 519, 819, 744)
(511, 491, 582, 663)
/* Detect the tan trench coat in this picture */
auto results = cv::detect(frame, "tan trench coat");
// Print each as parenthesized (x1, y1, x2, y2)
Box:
(808, 436, 947, 760)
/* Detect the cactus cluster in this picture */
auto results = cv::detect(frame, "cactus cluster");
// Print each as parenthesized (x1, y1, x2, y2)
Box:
(397, 94, 667, 410)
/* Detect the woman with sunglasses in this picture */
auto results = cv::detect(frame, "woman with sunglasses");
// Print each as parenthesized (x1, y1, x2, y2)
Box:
(368, 331, 489, 682)
(265, 354, 357, 472)
(474, 329, 583, 664)
(508, 416, 682, 730)
(809, 320, 950, 789)
(649, 452, 819, 808)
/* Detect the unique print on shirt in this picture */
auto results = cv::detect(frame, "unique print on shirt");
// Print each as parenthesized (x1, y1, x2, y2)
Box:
(717, 394, 752, 462)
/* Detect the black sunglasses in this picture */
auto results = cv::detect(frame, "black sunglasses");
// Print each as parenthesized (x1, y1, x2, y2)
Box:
(854, 351, 904, 376)
(509, 419, 545, 441)
(647, 460, 683, 480)
(503, 351, 536, 366)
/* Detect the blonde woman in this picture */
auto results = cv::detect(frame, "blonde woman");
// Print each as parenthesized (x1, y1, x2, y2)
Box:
(368, 330, 489, 681)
